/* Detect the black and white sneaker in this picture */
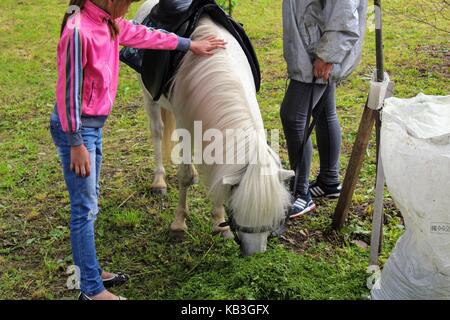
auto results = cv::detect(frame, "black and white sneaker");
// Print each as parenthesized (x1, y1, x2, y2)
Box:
(309, 180, 342, 199)
(289, 193, 316, 219)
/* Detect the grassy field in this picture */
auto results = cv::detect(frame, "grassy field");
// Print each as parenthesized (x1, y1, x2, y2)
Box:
(0, 0, 448, 300)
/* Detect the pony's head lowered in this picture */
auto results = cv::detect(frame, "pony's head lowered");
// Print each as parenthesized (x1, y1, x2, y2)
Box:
(221, 133, 294, 255)
(170, 16, 294, 255)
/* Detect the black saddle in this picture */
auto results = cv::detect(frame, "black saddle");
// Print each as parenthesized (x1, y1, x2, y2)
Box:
(119, 0, 261, 101)
(149, 0, 193, 29)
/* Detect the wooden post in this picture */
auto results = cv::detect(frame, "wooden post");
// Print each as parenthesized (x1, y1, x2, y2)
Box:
(332, 106, 377, 230)
(332, 0, 386, 231)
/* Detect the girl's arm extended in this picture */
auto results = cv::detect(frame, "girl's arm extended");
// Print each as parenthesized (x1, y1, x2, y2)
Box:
(117, 18, 191, 52)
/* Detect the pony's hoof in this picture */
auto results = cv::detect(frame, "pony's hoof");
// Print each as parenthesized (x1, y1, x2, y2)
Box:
(221, 230, 235, 240)
(169, 229, 186, 242)
(150, 187, 167, 195)
(191, 176, 199, 185)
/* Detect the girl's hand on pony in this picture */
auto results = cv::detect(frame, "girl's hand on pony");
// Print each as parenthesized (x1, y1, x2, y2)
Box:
(190, 36, 226, 56)
(71, 145, 91, 177)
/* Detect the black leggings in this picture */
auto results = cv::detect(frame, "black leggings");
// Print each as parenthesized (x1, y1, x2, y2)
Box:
(280, 80, 342, 196)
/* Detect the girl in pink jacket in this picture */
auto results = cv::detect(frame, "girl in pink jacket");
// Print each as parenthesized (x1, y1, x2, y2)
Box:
(50, 0, 225, 300)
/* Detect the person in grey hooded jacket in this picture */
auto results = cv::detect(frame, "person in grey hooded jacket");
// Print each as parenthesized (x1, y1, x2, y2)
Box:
(280, 0, 368, 218)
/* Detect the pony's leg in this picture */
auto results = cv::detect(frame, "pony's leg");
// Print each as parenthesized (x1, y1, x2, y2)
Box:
(169, 164, 196, 239)
(143, 93, 167, 195)
(212, 204, 234, 239)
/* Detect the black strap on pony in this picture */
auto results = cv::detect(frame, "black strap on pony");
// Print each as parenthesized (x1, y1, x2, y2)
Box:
(220, 206, 285, 246)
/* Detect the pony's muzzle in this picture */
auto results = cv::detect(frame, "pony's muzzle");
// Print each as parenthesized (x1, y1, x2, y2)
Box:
(238, 231, 270, 256)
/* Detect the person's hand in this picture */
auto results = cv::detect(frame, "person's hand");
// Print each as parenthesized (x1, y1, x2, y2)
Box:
(71, 145, 91, 177)
(313, 58, 333, 81)
(190, 36, 226, 56)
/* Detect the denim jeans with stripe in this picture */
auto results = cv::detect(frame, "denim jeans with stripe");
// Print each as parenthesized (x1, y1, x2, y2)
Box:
(50, 113, 105, 296)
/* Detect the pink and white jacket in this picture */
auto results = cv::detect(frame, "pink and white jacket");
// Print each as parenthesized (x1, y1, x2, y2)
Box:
(54, 0, 191, 146)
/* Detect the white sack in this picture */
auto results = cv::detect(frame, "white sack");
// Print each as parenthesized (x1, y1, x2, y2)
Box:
(371, 93, 450, 300)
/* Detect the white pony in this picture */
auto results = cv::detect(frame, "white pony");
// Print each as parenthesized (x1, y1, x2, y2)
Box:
(135, 0, 294, 255)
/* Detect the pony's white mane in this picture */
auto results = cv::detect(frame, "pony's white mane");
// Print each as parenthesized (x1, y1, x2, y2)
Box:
(171, 16, 291, 231)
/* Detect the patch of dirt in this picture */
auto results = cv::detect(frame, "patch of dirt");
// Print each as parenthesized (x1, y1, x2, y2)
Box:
(415, 44, 450, 78)
(254, 36, 274, 48)
(279, 217, 346, 256)
(15, 48, 33, 60)
(279, 197, 403, 256)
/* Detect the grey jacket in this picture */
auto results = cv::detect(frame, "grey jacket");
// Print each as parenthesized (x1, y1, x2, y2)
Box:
(283, 0, 368, 83)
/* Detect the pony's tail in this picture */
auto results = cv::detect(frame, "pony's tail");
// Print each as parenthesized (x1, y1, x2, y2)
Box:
(161, 108, 177, 163)
(229, 136, 291, 232)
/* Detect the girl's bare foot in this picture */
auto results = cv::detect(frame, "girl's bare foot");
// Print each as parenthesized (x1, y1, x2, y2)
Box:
(101, 271, 116, 281)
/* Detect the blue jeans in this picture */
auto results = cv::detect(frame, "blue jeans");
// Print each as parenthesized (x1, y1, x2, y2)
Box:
(50, 114, 105, 296)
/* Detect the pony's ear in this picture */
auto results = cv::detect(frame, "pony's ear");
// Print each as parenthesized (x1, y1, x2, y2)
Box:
(279, 169, 295, 181)
(222, 173, 242, 185)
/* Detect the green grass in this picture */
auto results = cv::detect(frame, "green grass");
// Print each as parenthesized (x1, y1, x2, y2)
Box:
(0, 0, 448, 300)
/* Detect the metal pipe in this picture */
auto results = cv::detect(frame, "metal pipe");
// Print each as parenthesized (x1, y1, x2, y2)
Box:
(370, 0, 386, 266)
(375, 0, 385, 82)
